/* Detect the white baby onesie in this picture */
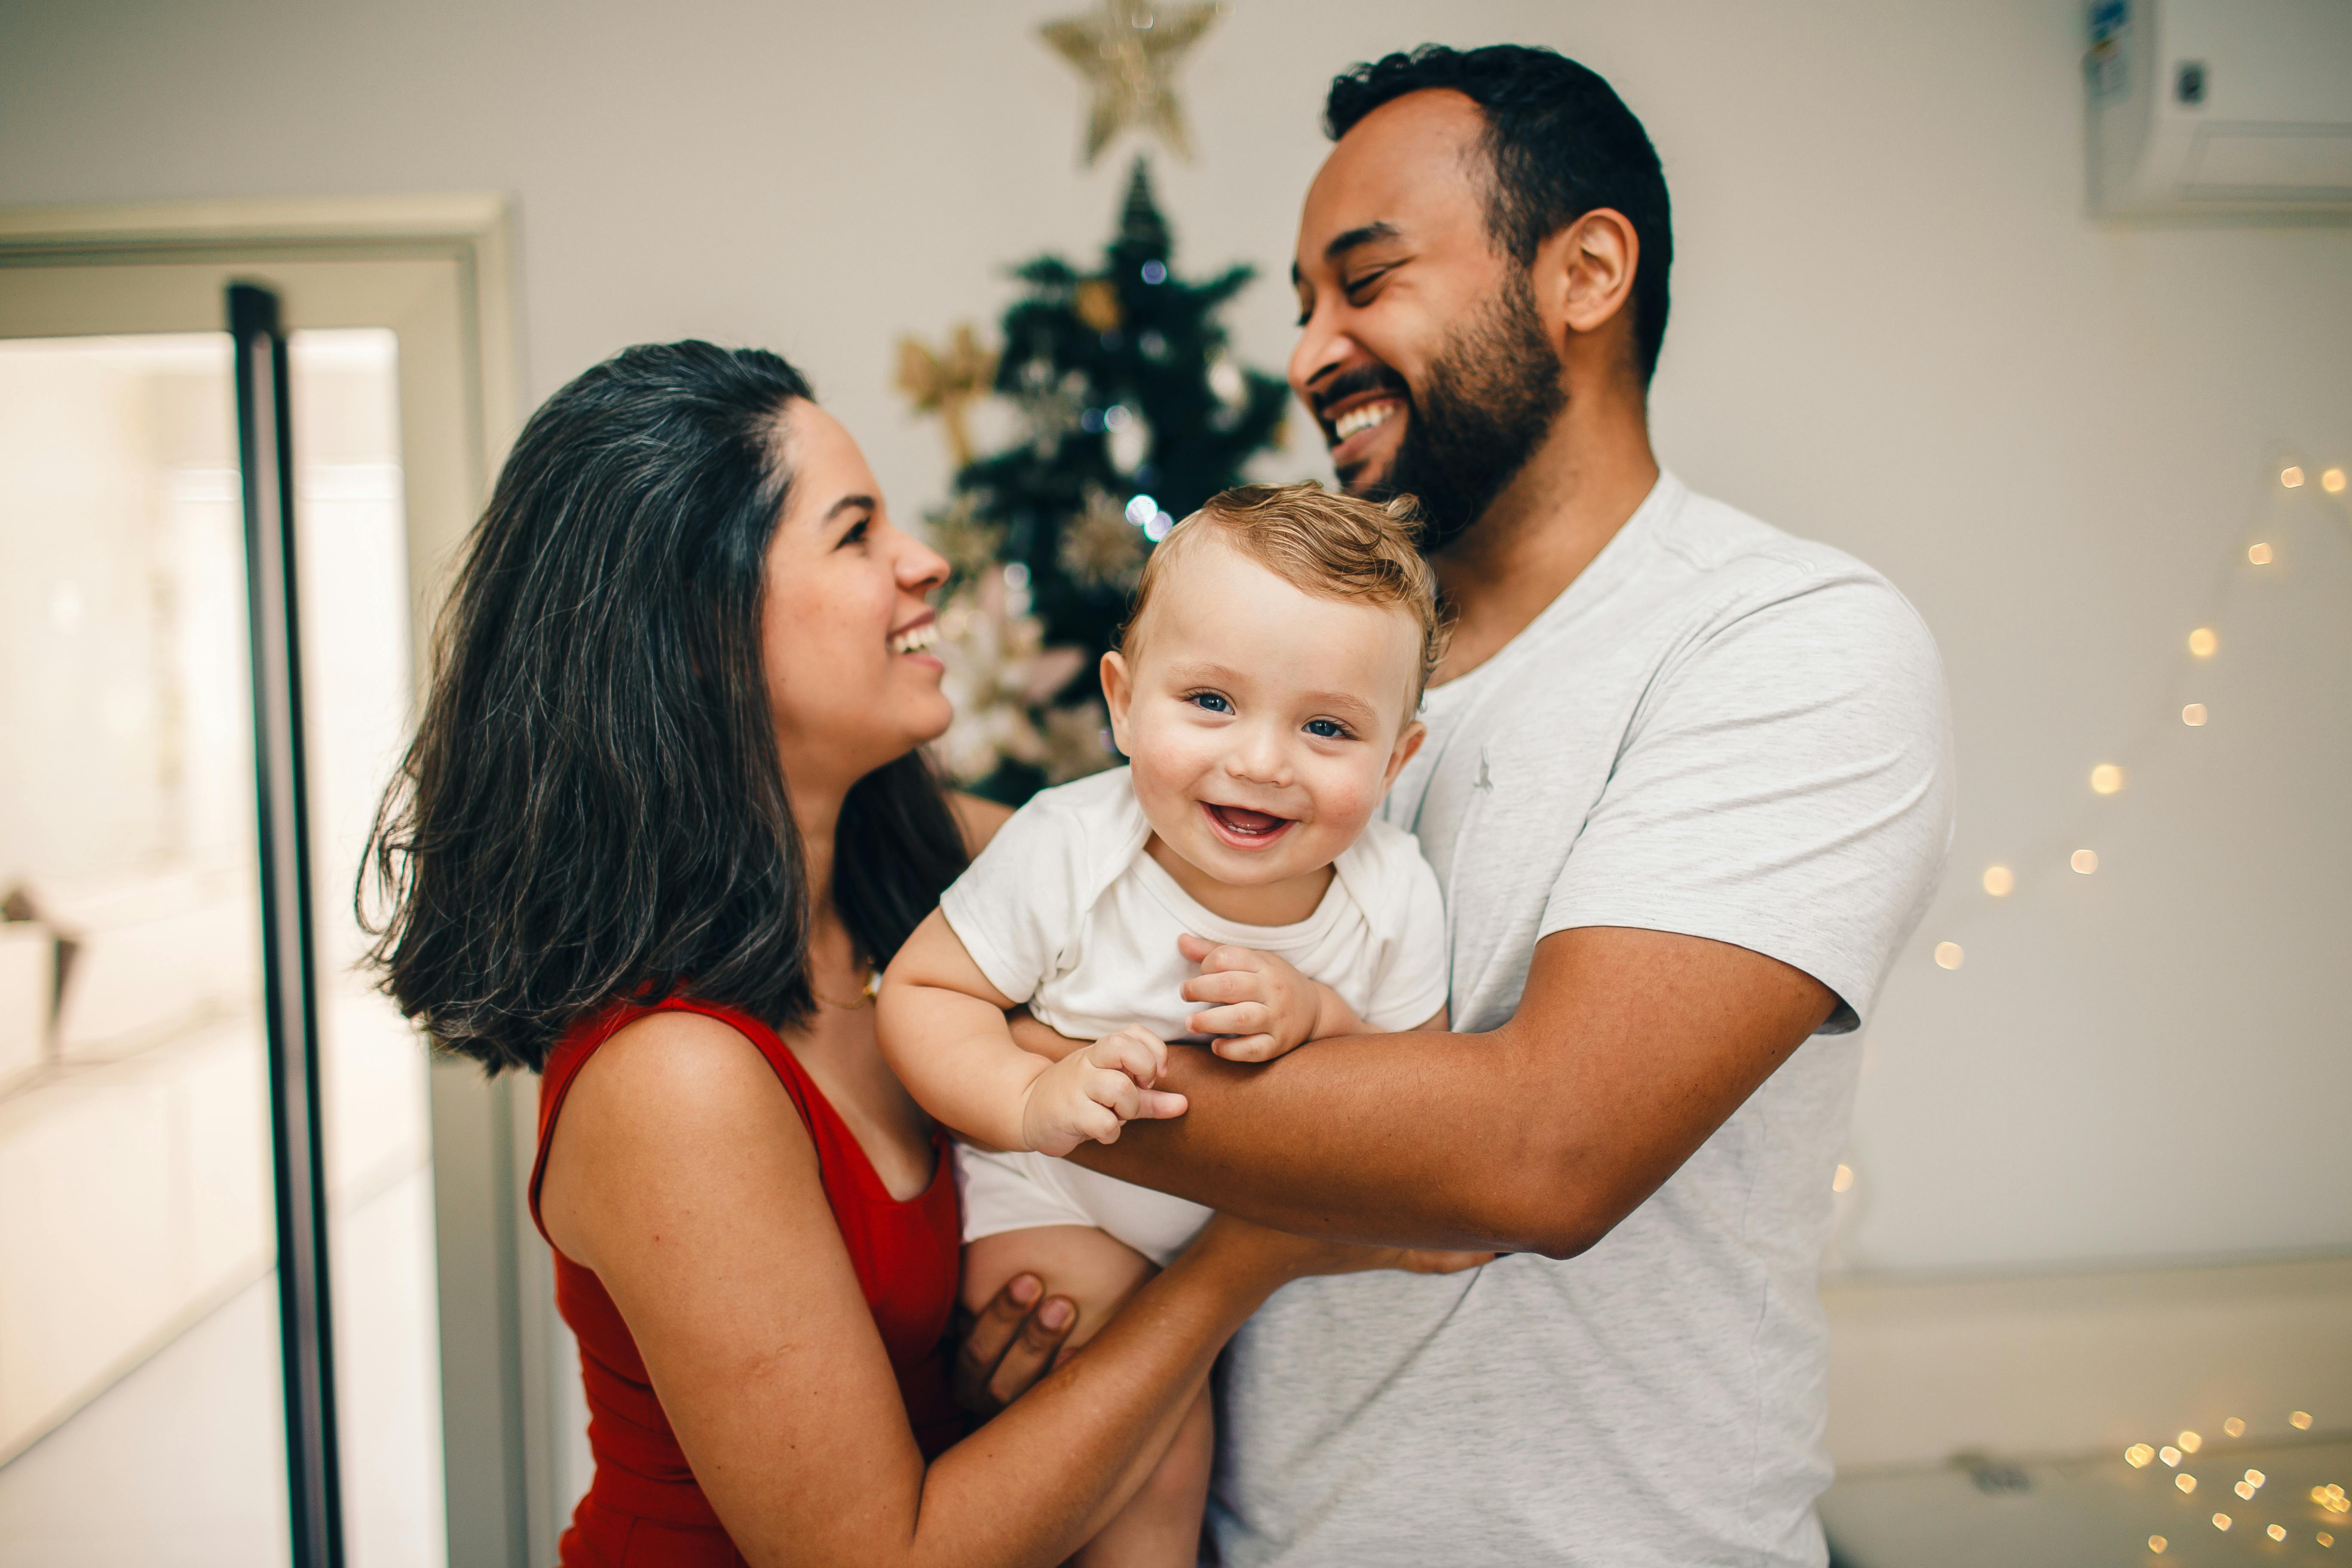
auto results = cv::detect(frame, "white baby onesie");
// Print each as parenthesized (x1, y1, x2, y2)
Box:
(940, 766, 1450, 1266)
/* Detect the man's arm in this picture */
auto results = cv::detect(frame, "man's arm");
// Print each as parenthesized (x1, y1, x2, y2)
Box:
(1068, 924, 1835, 1260)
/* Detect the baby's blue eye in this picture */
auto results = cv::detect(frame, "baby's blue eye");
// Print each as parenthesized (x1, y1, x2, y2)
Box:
(1305, 718, 1348, 739)
(1189, 692, 1232, 714)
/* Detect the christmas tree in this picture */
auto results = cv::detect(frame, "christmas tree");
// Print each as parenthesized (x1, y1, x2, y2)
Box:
(902, 158, 1292, 805)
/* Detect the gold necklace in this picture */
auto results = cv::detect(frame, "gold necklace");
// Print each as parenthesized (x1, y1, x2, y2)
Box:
(810, 962, 878, 1010)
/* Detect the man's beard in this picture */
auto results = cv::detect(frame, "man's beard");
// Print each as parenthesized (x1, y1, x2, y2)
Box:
(1356, 272, 1565, 555)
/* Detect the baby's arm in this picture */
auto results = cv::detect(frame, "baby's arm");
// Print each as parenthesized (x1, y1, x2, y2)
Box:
(879, 910, 1188, 1155)
(1175, 935, 1448, 1063)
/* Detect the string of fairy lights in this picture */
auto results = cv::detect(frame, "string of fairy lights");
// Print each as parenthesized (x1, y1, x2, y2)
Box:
(1923, 458, 2350, 974)
(2121, 1410, 2344, 1554)
(1877, 457, 2350, 1557)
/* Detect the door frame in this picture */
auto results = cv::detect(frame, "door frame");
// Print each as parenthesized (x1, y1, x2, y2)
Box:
(0, 194, 563, 1568)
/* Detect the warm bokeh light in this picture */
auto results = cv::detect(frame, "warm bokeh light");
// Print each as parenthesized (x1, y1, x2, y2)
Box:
(2282, 466, 2306, 488)
(2246, 1469, 2265, 1487)
(2091, 763, 2125, 794)
(2180, 1431, 2202, 1453)
(2291, 1411, 2314, 1430)
(1933, 941, 1964, 969)
(2188, 626, 2218, 658)
(1832, 1163, 1855, 1193)
(2072, 849, 2099, 874)
(2325, 467, 2347, 494)
(2183, 703, 2208, 726)
(2248, 542, 2274, 565)
(2177, 1473, 2196, 1493)
(2162, 1446, 2182, 1467)
(2214, 1513, 2232, 1531)
(2223, 1418, 2246, 1437)
(2318, 1529, 2334, 1546)
(2126, 1444, 2156, 1468)
(2273, 1525, 2290, 1543)
(1982, 864, 2014, 896)
(2149, 1536, 2167, 1555)
(2236, 1480, 2255, 1499)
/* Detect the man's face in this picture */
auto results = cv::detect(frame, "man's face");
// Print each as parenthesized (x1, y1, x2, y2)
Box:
(1289, 88, 1566, 552)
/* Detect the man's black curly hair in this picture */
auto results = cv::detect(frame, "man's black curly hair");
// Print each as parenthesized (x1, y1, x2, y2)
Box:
(1326, 44, 1674, 385)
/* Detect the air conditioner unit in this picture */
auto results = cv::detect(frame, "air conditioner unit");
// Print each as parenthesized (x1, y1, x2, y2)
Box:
(2086, 0, 2352, 219)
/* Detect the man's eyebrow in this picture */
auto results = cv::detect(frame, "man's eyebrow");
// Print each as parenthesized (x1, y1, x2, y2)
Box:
(1292, 220, 1404, 287)
(1323, 220, 1402, 264)
(823, 493, 877, 521)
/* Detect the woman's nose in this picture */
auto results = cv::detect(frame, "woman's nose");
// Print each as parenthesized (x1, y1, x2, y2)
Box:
(897, 527, 949, 596)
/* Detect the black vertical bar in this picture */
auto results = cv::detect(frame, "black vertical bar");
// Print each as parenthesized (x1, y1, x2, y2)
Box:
(230, 281, 344, 1568)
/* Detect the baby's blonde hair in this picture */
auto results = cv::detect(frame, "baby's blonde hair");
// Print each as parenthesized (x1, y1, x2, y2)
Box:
(1120, 483, 1450, 714)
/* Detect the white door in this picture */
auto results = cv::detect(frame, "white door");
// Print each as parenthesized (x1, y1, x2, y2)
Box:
(0, 204, 548, 1568)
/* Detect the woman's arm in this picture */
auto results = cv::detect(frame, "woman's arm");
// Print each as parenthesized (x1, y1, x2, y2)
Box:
(878, 909, 1184, 1154)
(540, 1010, 1433, 1568)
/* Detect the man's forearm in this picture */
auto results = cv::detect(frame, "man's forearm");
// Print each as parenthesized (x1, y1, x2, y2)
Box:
(1070, 1024, 1574, 1254)
(1067, 927, 1837, 1259)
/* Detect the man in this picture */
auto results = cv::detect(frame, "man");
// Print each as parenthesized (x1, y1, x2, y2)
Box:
(975, 43, 1951, 1567)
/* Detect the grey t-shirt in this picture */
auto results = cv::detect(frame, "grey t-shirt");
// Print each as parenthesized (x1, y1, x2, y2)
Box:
(1208, 474, 1954, 1567)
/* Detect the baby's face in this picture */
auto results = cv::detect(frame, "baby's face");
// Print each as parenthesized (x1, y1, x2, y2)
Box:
(1103, 539, 1425, 889)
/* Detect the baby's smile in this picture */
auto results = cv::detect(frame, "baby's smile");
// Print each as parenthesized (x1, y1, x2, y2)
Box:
(1200, 800, 1297, 851)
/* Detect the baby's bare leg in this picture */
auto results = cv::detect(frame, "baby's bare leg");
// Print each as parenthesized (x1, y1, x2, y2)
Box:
(962, 1227, 1215, 1568)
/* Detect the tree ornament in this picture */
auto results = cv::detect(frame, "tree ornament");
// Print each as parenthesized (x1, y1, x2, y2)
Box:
(1075, 278, 1124, 333)
(1038, 0, 1223, 165)
(894, 323, 997, 467)
(1059, 485, 1148, 589)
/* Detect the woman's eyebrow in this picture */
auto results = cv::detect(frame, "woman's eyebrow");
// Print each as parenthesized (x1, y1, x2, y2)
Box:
(824, 493, 877, 521)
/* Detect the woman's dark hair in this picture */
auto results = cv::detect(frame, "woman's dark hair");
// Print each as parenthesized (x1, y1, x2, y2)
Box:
(362, 340, 967, 1073)
(1326, 44, 1674, 384)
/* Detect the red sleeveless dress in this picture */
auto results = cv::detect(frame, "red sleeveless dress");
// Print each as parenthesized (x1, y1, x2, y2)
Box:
(527, 996, 965, 1566)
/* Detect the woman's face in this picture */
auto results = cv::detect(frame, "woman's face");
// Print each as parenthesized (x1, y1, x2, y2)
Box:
(761, 402, 951, 797)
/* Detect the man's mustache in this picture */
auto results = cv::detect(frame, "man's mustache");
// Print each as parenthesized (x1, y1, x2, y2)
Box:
(1308, 362, 1412, 423)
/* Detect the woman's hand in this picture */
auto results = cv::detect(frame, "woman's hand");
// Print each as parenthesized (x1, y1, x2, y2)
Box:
(961, 1218, 1493, 1415)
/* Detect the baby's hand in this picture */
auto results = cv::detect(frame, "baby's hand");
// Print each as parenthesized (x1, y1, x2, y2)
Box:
(1018, 1024, 1187, 1156)
(1176, 935, 1362, 1062)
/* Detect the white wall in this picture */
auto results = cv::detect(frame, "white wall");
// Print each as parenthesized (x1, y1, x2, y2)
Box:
(6, 0, 2346, 1277)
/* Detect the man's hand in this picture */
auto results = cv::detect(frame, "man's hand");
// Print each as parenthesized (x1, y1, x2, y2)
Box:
(1177, 934, 1363, 1062)
(952, 1271, 1077, 1418)
(1018, 1024, 1188, 1155)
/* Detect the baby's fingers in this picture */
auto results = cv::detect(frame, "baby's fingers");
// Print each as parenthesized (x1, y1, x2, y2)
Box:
(1180, 970, 1261, 1006)
(1188, 1001, 1270, 1039)
(1177, 935, 1262, 974)
(1135, 1088, 1188, 1119)
(1086, 1027, 1167, 1086)
(1211, 1033, 1282, 1063)
(1085, 1065, 1145, 1128)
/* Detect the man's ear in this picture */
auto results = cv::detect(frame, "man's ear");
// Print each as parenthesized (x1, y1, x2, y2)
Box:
(1532, 208, 1639, 352)
(1100, 649, 1134, 756)
(1382, 718, 1427, 794)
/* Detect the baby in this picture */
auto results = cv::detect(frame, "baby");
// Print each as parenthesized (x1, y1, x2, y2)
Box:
(878, 482, 1452, 1567)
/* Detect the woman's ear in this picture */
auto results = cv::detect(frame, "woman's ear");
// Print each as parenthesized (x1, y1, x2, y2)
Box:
(1100, 649, 1134, 755)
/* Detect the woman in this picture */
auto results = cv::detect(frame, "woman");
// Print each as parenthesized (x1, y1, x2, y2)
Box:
(366, 341, 1477, 1567)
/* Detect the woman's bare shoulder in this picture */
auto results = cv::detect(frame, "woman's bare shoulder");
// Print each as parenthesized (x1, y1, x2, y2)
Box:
(949, 790, 1014, 855)
(541, 1008, 815, 1262)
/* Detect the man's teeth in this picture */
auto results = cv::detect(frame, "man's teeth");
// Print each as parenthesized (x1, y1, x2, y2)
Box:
(889, 621, 940, 655)
(1332, 401, 1400, 443)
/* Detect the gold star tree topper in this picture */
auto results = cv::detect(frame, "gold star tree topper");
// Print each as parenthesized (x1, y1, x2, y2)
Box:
(1040, 0, 1224, 165)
